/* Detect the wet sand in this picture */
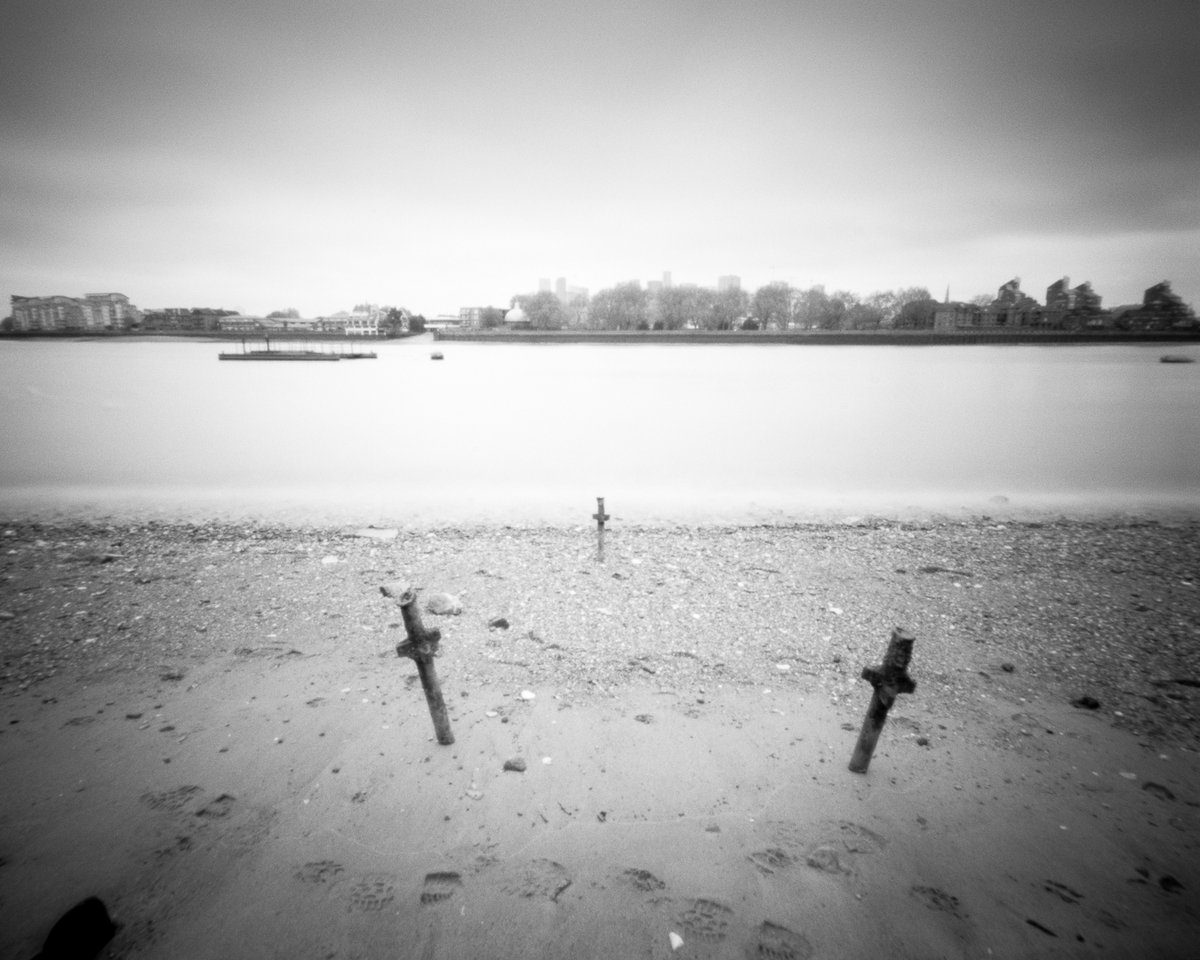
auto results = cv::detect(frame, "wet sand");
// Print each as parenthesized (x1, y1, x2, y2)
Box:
(1, 518, 1198, 959)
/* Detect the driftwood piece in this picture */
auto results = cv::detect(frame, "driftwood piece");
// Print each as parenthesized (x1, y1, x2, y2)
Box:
(848, 627, 916, 774)
(380, 582, 455, 745)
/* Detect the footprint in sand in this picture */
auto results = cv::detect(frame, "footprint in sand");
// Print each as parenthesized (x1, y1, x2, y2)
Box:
(153, 835, 195, 860)
(1042, 879, 1082, 904)
(760, 820, 809, 853)
(763, 819, 886, 857)
(500, 859, 573, 902)
(140, 785, 203, 813)
(757, 819, 885, 878)
(750, 920, 814, 960)
(829, 820, 886, 854)
(295, 860, 345, 885)
(620, 868, 667, 893)
(676, 898, 734, 944)
(420, 871, 463, 905)
(748, 847, 796, 876)
(803, 845, 844, 875)
(194, 793, 236, 819)
(345, 874, 397, 912)
(910, 884, 967, 919)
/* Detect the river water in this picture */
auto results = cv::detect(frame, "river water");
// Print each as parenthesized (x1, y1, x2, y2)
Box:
(1, 337, 1197, 525)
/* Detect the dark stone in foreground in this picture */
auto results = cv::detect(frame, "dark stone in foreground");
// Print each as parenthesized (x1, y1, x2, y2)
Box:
(33, 897, 116, 960)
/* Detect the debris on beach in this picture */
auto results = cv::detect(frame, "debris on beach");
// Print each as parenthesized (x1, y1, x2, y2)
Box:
(426, 592, 462, 616)
(352, 527, 398, 540)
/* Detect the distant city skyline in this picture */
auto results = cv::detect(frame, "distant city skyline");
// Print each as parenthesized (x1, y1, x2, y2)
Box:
(10, 273, 1193, 334)
(3, 1, 1197, 318)
(7, 268, 1198, 325)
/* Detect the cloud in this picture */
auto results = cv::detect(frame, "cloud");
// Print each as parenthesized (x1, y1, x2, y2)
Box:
(2, 0, 1196, 314)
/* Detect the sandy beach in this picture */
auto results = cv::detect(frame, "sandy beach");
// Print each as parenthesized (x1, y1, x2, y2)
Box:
(1, 517, 1198, 959)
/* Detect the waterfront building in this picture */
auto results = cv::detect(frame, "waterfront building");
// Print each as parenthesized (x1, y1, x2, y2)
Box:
(217, 315, 285, 332)
(503, 304, 531, 329)
(343, 311, 380, 336)
(983, 278, 1040, 327)
(142, 307, 236, 331)
(932, 301, 981, 331)
(1112, 281, 1197, 330)
(535, 277, 588, 304)
(1045, 277, 1073, 311)
(1043, 278, 1105, 329)
(10, 292, 140, 332)
(647, 271, 673, 295)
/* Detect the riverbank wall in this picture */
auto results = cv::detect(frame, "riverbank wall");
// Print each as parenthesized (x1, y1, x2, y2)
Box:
(433, 329, 1200, 345)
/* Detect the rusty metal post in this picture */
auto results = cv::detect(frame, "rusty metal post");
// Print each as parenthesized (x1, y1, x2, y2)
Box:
(380, 583, 454, 745)
(848, 627, 916, 773)
(593, 496, 610, 562)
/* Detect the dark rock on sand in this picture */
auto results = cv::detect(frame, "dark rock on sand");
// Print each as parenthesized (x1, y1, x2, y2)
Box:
(33, 896, 116, 960)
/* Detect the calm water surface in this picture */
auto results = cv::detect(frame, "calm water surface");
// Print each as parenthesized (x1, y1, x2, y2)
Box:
(1, 338, 1198, 524)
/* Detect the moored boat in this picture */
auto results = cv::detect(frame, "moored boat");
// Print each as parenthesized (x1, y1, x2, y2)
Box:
(219, 350, 340, 361)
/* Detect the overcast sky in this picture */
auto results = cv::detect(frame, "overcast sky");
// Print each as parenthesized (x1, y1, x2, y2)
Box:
(2, 0, 1197, 318)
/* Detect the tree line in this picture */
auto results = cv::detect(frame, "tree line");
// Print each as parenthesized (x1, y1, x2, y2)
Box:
(496, 283, 940, 332)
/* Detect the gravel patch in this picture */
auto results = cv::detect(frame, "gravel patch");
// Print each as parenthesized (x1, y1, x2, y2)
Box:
(2, 516, 1198, 748)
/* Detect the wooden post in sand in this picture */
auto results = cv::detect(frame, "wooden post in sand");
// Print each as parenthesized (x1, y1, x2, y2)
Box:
(848, 627, 916, 774)
(380, 583, 455, 745)
(593, 496, 610, 562)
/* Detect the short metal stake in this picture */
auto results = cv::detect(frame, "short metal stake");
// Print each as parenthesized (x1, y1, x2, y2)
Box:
(848, 628, 916, 773)
(593, 496, 610, 562)
(381, 582, 455, 745)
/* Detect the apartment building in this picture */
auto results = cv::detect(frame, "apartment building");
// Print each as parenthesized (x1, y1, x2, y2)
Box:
(10, 292, 140, 332)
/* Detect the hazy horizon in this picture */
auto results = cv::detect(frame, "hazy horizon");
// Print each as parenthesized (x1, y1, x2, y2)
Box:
(3, 0, 1197, 318)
